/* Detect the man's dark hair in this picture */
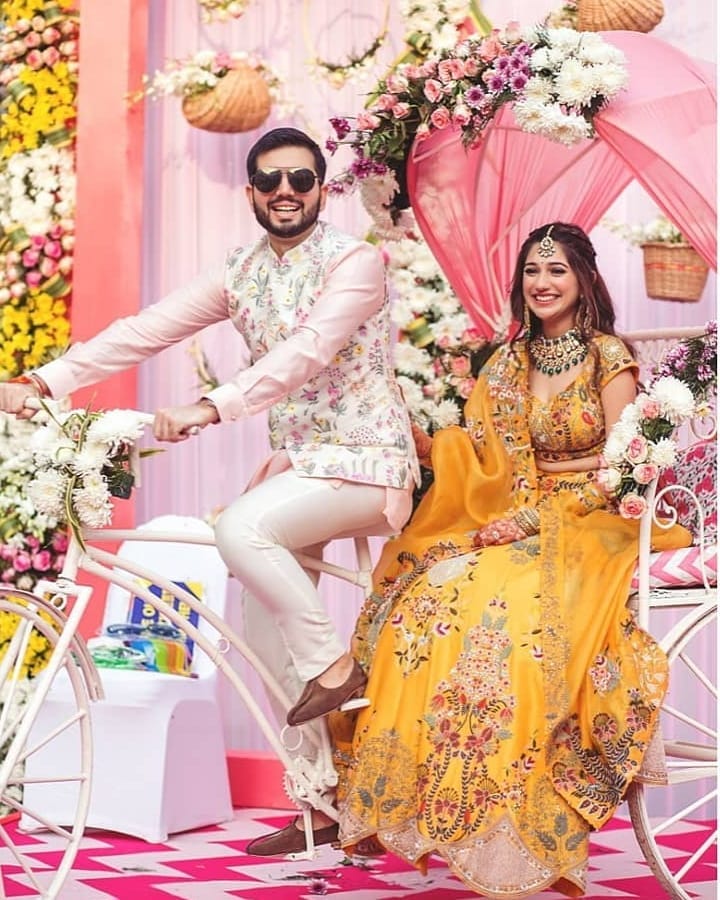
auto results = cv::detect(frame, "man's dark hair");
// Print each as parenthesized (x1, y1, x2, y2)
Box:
(246, 127, 327, 184)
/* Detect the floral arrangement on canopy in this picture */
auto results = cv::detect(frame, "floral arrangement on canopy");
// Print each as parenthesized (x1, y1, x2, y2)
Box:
(599, 323, 717, 518)
(0, 0, 77, 379)
(26, 406, 159, 545)
(326, 23, 628, 236)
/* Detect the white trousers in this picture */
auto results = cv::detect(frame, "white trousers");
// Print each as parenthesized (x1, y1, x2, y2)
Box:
(214, 470, 400, 687)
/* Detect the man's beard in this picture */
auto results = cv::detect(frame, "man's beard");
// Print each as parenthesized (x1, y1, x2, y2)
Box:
(253, 196, 321, 240)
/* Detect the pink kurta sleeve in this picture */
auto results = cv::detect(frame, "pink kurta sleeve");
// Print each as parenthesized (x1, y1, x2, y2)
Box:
(205, 242, 385, 422)
(35, 263, 228, 399)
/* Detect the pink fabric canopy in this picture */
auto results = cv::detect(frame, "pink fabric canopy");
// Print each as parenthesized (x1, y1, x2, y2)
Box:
(406, 31, 717, 339)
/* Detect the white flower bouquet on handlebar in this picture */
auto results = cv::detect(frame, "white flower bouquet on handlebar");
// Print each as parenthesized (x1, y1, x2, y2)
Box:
(26, 403, 160, 540)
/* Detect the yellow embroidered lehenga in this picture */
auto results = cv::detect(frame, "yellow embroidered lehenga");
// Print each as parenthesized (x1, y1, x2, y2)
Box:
(332, 337, 690, 898)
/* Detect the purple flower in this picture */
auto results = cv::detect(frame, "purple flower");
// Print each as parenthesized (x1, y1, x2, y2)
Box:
(325, 139, 338, 153)
(509, 71, 528, 92)
(329, 116, 352, 139)
(487, 72, 508, 92)
(464, 85, 486, 108)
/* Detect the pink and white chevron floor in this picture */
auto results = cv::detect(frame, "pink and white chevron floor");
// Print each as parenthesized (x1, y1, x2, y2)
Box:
(0, 809, 716, 899)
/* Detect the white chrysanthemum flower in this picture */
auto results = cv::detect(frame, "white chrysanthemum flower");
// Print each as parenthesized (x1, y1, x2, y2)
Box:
(649, 438, 677, 468)
(554, 58, 597, 107)
(27, 469, 68, 519)
(393, 342, 436, 378)
(430, 399, 463, 429)
(433, 294, 469, 320)
(86, 410, 147, 447)
(72, 483, 114, 528)
(539, 108, 592, 146)
(72, 442, 113, 475)
(650, 376, 696, 424)
(546, 28, 584, 53)
(619, 401, 641, 427)
(431, 315, 469, 343)
(591, 61, 629, 97)
(529, 47, 552, 71)
(602, 432, 627, 466)
(433, 21, 462, 51)
(521, 75, 554, 103)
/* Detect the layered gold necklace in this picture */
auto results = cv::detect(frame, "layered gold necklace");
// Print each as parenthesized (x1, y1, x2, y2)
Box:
(528, 327, 588, 376)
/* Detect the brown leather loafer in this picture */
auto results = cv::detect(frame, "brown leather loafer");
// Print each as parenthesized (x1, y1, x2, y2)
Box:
(287, 658, 368, 727)
(245, 817, 339, 856)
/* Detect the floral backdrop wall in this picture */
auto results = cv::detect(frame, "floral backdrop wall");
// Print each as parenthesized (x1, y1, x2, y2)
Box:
(0, 0, 77, 381)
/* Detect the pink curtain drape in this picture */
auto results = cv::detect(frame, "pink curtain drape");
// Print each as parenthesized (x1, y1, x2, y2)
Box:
(407, 30, 717, 338)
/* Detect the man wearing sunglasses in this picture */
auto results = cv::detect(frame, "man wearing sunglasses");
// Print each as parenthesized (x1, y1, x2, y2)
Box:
(1, 126, 419, 857)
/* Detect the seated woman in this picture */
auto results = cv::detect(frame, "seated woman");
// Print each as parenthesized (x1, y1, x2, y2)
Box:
(330, 222, 691, 897)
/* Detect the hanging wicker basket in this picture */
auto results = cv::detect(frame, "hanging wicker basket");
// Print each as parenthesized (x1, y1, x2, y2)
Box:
(181, 64, 272, 134)
(641, 242, 709, 302)
(577, 0, 664, 32)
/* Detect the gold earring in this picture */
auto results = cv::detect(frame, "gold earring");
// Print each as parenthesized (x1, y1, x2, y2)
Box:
(523, 304, 531, 332)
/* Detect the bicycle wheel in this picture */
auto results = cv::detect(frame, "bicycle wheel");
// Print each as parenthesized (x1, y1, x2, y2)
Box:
(0, 589, 94, 900)
(627, 599, 717, 900)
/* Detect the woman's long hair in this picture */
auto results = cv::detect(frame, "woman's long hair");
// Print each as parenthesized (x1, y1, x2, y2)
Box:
(509, 221, 618, 343)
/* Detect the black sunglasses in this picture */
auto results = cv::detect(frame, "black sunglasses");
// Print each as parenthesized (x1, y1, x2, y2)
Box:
(251, 167, 319, 194)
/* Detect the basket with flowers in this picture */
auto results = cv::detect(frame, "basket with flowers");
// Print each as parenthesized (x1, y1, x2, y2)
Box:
(602, 214, 710, 302)
(130, 49, 286, 134)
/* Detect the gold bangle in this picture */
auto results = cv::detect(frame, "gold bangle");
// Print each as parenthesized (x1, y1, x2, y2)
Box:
(514, 507, 540, 536)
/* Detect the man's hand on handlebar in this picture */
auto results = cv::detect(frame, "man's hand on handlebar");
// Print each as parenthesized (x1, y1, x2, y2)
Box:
(0, 382, 44, 419)
(153, 400, 219, 442)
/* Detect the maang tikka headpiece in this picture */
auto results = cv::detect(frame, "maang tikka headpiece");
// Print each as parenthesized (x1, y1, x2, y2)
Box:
(537, 225, 556, 258)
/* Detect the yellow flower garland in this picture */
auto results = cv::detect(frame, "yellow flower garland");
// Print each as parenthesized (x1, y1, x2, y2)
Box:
(0, 0, 77, 377)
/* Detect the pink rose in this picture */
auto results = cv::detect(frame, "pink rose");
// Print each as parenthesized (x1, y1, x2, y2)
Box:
(25, 49, 44, 69)
(24, 31, 41, 48)
(632, 463, 659, 485)
(619, 492, 648, 519)
(430, 107, 452, 130)
(638, 396, 661, 419)
(43, 239, 62, 259)
(420, 60, 437, 78)
(391, 102, 411, 119)
(31, 234, 46, 249)
(415, 123, 431, 142)
(625, 435, 649, 464)
(22, 248, 40, 267)
(356, 111, 381, 131)
(478, 32, 504, 62)
(40, 257, 59, 277)
(457, 377, 476, 399)
(450, 355, 471, 376)
(385, 73, 408, 93)
(463, 58, 480, 77)
(374, 93, 397, 112)
(438, 59, 464, 83)
(25, 270, 43, 287)
(42, 46, 60, 67)
(52, 531, 69, 552)
(41, 26, 61, 45)
(31, 550, 53, 572)
(423, 78, 443, 103)
(13, 551, 32, 572)
(452, 104, 472, 126)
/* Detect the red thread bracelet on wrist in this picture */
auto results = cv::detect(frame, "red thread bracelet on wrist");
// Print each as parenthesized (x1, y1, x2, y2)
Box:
(8, 373, 51, 397)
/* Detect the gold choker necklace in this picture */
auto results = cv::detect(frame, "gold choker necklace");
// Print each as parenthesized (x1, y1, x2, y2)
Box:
(529, 328, 588, 376)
